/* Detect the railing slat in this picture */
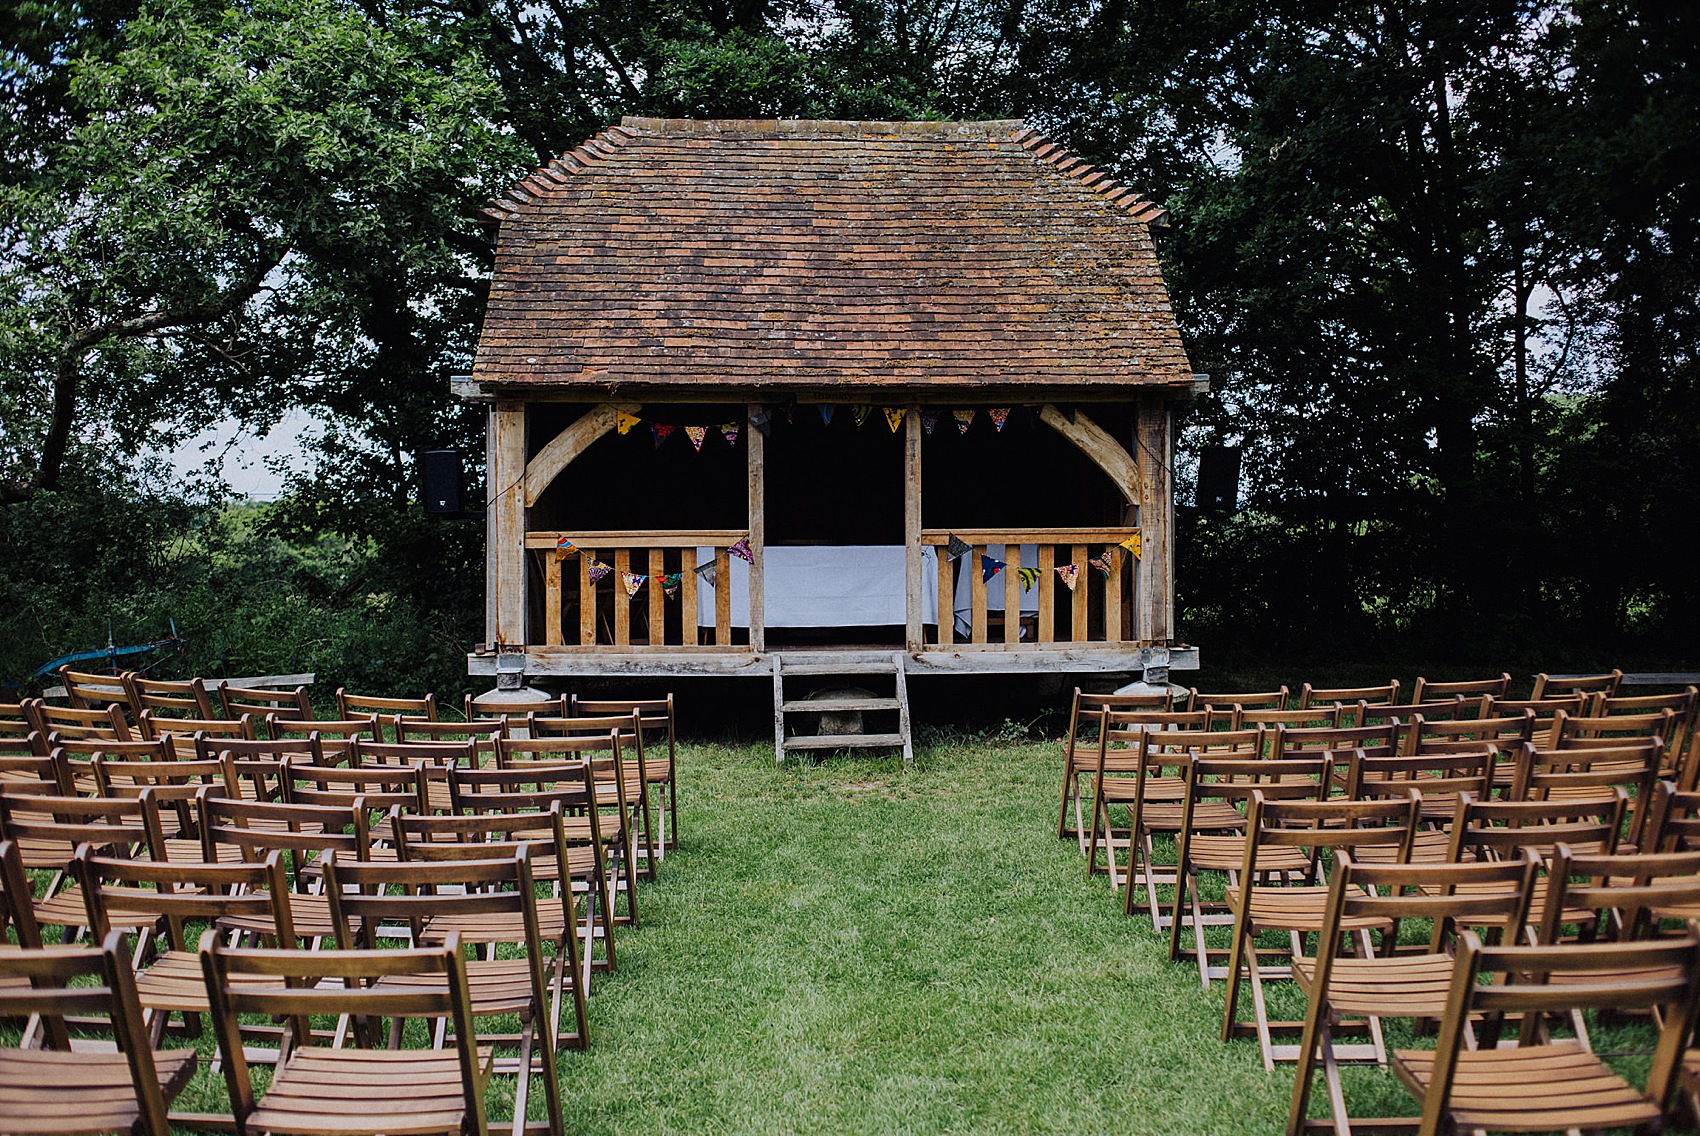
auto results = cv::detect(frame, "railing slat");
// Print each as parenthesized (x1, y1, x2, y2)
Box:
(1003, 545, 1021, 645)
(544, 554, 564, 646)
(613, 549, 631, 646)
(970, 545, 988, 645)
(936, 549, 954, 646)
(681, 554, 699, 646)
(1072, 544, 1089, 643)
(578, 554, 596, 646)
(1104, 548, 1122, 645)
(1037, 545, 1055, 644)
(648, 548, 666, 645)
(715, 549, 732, 646)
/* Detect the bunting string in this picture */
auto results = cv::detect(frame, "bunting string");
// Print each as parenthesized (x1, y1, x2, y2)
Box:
(605, 403, 1053, 453)
(941, 531, 1140, 591)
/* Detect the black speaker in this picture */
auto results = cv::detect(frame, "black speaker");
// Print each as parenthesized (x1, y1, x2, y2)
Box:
(421, 450, 462, 515)
(1196, 445, 1241, 512)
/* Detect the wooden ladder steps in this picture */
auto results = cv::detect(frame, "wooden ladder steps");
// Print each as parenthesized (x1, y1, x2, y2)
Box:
(783, 733, 909, 751)
(779, 696, 899, 714)
(778, 661, 900, 677)
(772, 651, 914, 767)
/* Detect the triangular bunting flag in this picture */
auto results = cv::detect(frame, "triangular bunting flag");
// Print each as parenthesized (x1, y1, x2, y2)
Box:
(651, 422, 675, 448)
(1017, 566, 1041, 592)
(989, 407, 1010, 432)
(1090, 551, 1116, 578)
(694, 560, 717, 588)
(921, 409, 939, 435)
(587, 559, 612, 583)
(728, 537, 754, 564)
(819, 404, 835, 425)
(1119, 533, 1142, 559)
(621, 571, 646, 598)
(615, 411, 640, 436)
(554, 536, 578, 560)
(720, 421, 740, 446)
(953, 409, 975, 434)
(853, 405, 871, 427)
(1055, 563, 1080, 592)
(981, 554, 1004, 582)
(685, 426, 707, 452)
(945, 535, 972, 561)
(883, 407, 906, 432)
(660, 572, 683, 598)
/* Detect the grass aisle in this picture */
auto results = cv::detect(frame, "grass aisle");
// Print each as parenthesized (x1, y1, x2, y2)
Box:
(562, 741, 1294, 1135)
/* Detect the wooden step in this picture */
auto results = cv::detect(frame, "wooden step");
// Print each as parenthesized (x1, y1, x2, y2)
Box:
(780, 697, 900, 713)
(782, 733, 908, 750)
(779, 661, 898, 677)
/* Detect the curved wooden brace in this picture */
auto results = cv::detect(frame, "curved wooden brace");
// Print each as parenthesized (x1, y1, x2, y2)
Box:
(1038, 404, 1142, 506)
(523, 404, 617, 507)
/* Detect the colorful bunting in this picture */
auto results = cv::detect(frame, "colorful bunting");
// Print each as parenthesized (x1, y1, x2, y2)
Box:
(945, 535, 972, 561)
(1017, 566, 1041, 591)
(685, 425, 707, 452)
(693, 559, 717, 588)
(1056, 563, 1080, 592)
(660, 572, 683, 597)
(883, 407, 906, 432)
(953, 409, 975, 434)
(651, 422, 675, 448)
(989, 407, 1011, 432)
(1090, 551, 1116, 578)
(921, 409, 939, 435)
(616, 411, 641, 436)
(621, 571, 646, 598)
(587, 559, 612, 583)
(728, 537, 754, 564)
(1119, 533, 1142, 559)
(720, 421, 740, 446)
(554, 536, 578, 561)
(819, 404, 835, 425)
(981, 554, 1004, 582)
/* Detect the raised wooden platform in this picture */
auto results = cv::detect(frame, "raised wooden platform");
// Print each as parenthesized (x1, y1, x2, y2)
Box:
(467, 645, 1200, 679)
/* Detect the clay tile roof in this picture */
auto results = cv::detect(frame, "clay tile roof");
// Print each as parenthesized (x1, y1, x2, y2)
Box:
(471, 118, 1196, 396)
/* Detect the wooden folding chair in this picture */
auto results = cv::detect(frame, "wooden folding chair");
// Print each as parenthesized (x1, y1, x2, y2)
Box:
(267, 715, 382, 761)
(200, 930, 492, 1136)
(350, 738, 477, 814)
(123, 675, 216, 722)
(199, 795, 376, 944)
(74, 846, 298, 1051)
(1390, 930, 1697, 1136)
(92, 752, 234, 860)
(335, 690, 437, 741)
(1402, 710, 1534, 758)
(464, 694, 568, 730)
(1080, 707, 1216, 868)
(1285, 852, 1537, 1136)
(0, 788, 167, 941)
(24, 700, 132, 751)
(1054, 690, 1172, 847)
(1530, 668, 1624, 700)
(1221, 794, 1419, 1069)
(1187, 687, 1289, 713)
(323, 850, 566, 1136)
(396, 717, 506, 744)
(1240, 706, 1342, 740)
(1510, 739, 1663, 850)
(1167, 754, 1330, 985)
(445, 763, 621, 967)
(1339, 749, 1496, 862)
(0, 929, 197, 1136)
(531, 711, 663, 877)
(217, 680, 314, 726)
(571, 695, 679, 851)
(1596, 687, 1698, 769)
(56, 666, 133, 716)
(1409, 673, 1511, 703)
(1298, 682, 1399, 718)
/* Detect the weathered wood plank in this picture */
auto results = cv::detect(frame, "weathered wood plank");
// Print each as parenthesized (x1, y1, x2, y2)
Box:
(525, 530, 746, 549)
(488, 402, 527, 646)
(1135, 396, 1174, 643)
(613, 549, 631, 646)
(1037, 545, 1055, 644)
(1072, 544, 1089, 643)
(1104, 548, 1123, 645)
(680, 556, 698, 647)
(523, 404, 616, 507)
(715, 549, 731, 646)
(970, 545, 988, 644)
(578, 554, 596, 646)
(1038, 405, 1141, 505)
(1004, 545, 1021, 644)
(470, 645, 1202, 679)
(648, 548, 666, 646)
(747, 403, 766, 653)
(903, 405, 923, 652)
(935, 549, 954, 646)
(920, 527, 1135, 545)
(544, 554, 563, 646)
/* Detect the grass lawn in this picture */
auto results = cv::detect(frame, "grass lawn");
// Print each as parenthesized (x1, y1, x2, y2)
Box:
(557, 740, 1349, 1135)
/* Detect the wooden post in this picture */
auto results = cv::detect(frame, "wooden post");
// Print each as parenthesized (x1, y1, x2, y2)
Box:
(970, 545, 988, 644)
(904, 406, 923, 652)
(488, 402, 527, 647)
(714, 549, 732, 645)
(747, 403, 766, 653)
(1135, 396, 1174, 643)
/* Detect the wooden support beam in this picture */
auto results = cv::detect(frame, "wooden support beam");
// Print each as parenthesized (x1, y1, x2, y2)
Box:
(522, 404, 616, 507)
(904, 405, 923, 652)
(1039, 404, 1141, 506)
(747, 403, 766, 653)
(488, 402, 527, 646)
(613, 549, 631, 646)
(970, 545, 988, 644)
(1134, 396, 1175, 643)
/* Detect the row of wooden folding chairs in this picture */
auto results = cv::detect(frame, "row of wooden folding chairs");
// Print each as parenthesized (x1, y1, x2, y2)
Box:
(1183, 668, 1638, 711)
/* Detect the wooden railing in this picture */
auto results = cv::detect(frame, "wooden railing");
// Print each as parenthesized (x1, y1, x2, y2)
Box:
(525, 531, 748, 649)
(920, 528, 1138, 647)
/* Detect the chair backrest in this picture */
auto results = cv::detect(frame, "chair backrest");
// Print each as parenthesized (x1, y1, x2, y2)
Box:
(1547, 707, 1675, 751)
(123, 674, 216, 721)
(56, 666, 132, 714)
(529, 711, 644, 745)
(75, 845, 297, 950)
(333, 689, 437, 731)
(217, 681, 313, 724)
(447, 759, 599, 817)
(1342, 750, 1496, 819)
(394, 802, 584, 894)
(198, 795, 372, 881)
(0, 787, 167, 868)
(1354, 700, 1469, 730)
(1594, 688, 1697, 758)
(394, 716, 506, 744)
(1410, 673, 1512, 703)
(1242, 792, 1420, 874)
(498, 732, 631, 791)
(1136, 726, 1265, 763)
(284, 762, 428, 817)
(1538, 845, 1700, 950)
(1413, 929, 1698, 1136)
(1530, 669, 1623, 700)
(1274, 722, 1398, 760)
(347, 737, 473, 770)
(0, 702, 34, 741)
(266, 715, 380, 746)
(1510, 740, 1664, 847)
(1183, 755, 1332, 818)
(1298, 680, 1399, 711)
(26, 699, 132, 744)
(1099, 709, 1219, 750)
(463, 694, 569, 723)
(0, 839, 47, 949)
(0, 749, 68, 795)
(1186, 687, 1288, 713)
(1237, 706, 1342, 732)
(1446, 790, 1626, 863)
(1647, 781, 1700, 852)
(0, 929, 178, 1135)
(1403, 711, 1533, 756)
(1323, 851, 1538, 957)
(93, 754, 230, 841)
(138, 710, 255, 746)
(198, 929, 488, 1136)
(570, 694, 676, 745)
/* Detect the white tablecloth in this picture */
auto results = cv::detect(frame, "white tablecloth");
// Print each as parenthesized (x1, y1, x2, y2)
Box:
(699, 544, 1038, 631)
